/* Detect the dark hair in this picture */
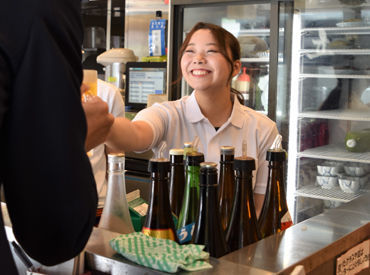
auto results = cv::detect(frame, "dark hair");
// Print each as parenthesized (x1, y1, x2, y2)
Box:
(177, 22, 243, 103)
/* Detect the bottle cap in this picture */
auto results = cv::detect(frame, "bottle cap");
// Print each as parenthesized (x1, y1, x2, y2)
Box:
(148, 158, 170, 173)
(234, 156, 255, 171)
(169, 148, 184, 155)
(266, 149, 286, 161)
(200, 162, 218, 186)
(200, 162, 217, 169)
(186, 152, 204, 166)
(107, 153, 125, 172)
(155, 10, 162, 18)
(220, 146, 235, 155)
(183, 142, 192, 148)
(346, 139, 356, 148)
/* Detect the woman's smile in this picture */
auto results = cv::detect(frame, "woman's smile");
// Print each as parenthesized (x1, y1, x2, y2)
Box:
(191, 69, 211, 76)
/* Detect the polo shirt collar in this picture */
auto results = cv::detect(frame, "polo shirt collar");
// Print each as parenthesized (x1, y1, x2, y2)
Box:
(185, 91, 205, 123)
(184, 92, 245, 129)
(229, 95, 245, 129)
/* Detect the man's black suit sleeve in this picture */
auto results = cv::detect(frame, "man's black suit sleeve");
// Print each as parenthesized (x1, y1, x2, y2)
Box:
(0, 0, 98, 268)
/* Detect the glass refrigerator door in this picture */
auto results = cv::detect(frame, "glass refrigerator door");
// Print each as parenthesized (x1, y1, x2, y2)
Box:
(168, 0, 293, 124)
(288, 0, 370, 223)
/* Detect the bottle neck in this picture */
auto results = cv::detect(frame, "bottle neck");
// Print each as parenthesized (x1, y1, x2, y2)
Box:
(199, 168, 218, 190)
(267, 161, 285, 186)
(151, 171, 169, 183)
(220, 154, 234, 165)
(170, 154, 184, 165)
(186, 165, 200, 188)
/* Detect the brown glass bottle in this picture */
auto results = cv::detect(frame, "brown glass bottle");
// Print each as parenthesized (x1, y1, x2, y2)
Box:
(258, 149, 293, 239)
(192, 162, 228, 258)
(218, 146, 235, 231)
(226, 156, 260, 252)
(142, 157, 178, 242)
(169, 149, 185, 217)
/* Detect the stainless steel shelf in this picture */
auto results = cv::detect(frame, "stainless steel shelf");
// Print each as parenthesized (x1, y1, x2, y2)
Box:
(300, 49, 370, 55)
(302, 26, 370, 35)
(299, 73, 370, 79)
(298, 109, 370, 121)
(238, 28, 280, 36)
(241, 57, 269, 63)
(297, 144, 370, 163)
(241, 57, 283, 63)
(295, 185, 368, 202)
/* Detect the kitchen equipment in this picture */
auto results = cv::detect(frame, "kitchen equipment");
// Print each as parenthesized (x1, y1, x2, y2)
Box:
(97, 48, 138, 90)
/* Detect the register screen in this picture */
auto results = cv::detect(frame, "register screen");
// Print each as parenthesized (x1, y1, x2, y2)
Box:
(127, 67, 166, 104)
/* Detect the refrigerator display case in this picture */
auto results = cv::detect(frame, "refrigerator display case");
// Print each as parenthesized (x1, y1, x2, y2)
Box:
(168, 0, 294, 144)
(287, 0, 370, 223)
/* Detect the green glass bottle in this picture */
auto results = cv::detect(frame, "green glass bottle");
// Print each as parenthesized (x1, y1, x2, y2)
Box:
(218, 146, 235, 231)
(177, 151, 204, 244)
(142, 157, 178, 242)
(258, 149, 293, 239)
(226, 156, 260, 252)
(192, 162, 228, 258)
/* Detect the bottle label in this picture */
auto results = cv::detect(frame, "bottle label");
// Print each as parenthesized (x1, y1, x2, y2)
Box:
(142, 227, 176, 240)
(281, 211, 293, 230)
(177, 223, 195, 244)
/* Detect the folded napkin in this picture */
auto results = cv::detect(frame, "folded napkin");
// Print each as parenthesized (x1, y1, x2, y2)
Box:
(110, 232, 212, 273)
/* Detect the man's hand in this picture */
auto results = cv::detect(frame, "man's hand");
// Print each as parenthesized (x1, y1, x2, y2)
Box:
(82, 96, 114, 152)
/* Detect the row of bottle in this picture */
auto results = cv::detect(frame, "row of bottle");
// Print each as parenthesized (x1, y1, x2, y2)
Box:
(166, 145, 291, 257)
(99, 141, 292, 259)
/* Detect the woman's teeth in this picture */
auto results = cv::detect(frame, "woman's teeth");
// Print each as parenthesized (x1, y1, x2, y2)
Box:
(192, 70, 209, 76)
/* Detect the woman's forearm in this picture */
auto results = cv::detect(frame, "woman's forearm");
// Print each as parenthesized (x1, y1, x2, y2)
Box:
(105, 117, 154, 152)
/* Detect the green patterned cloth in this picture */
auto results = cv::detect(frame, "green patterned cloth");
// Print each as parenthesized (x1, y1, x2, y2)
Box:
(110, 232, 212, 273)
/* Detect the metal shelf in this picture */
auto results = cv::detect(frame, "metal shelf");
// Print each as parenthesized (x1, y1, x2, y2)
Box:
(298, 110, 370, 121)
(297, 144, 370, 163)
(238, 28, 285, 37)
(299, 73, 370, 79)
(241, 57, 269, 63)
(302, 26, 370, 35)
(300, 49, 370, 55)
(295, 185, 368, 202)
(241, 57, 283, 63)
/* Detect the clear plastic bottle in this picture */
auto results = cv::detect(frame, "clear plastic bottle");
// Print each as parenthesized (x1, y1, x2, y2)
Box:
(98, 153, 134, 234)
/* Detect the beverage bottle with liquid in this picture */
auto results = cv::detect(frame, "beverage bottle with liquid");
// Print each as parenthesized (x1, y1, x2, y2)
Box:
(218, 146, 235, 231)
(177, 151, 204, 244)
(258, 148, 293, 239)
(192, 162, 228, 258)
(142, 157, 178, 242)
(183, 142, 193, 160)
(169, 148, 185, 217)
(226, 156, 260, 252)
(99, 153, 134, 234)
(235, 67, 250, 106)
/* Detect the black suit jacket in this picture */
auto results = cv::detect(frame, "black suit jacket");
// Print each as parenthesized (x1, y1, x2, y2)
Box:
(0, 1, 97, 273)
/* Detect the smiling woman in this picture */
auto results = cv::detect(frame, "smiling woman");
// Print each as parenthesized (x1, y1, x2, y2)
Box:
(99, 22, 279, 223)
